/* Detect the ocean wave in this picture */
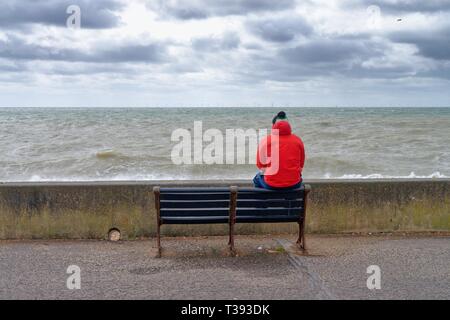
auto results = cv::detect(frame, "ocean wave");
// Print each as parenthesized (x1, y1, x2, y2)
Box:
(331, 172, 448, 179)
(6, 171, 449, 182)
(95, 149, 123, 159)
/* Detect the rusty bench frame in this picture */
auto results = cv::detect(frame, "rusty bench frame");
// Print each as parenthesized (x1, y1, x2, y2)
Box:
(153, 185, 311, 257)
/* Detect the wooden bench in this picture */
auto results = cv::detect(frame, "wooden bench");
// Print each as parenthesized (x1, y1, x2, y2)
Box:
(153, 185, 311, 257)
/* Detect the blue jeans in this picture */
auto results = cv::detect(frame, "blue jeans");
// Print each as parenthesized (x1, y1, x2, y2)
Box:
(253, 172, 303, 190)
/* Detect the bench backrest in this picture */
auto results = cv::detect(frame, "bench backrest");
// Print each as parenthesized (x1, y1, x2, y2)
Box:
(235, 187, 306, 223)
(156, 186, 308, 225)
(158, 187, 231, 224)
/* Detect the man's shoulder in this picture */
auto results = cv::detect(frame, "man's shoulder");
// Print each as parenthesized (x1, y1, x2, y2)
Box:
(291, 134, 303, 143)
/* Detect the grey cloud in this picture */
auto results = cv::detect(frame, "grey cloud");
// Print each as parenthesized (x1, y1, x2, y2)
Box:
(417, 65, 450, 79)
(341, 64, 418, 79)
(235, 38, 414, 82)
(41, 63, 143, 76)
(281, 39, 384, 64)
(0, 35, 170, 64)
(343, 0, 450, 62)
(389, 27, 450, 60)
(98, 44, 170, 63)
(192, 33, 240, 52)
(156, 6, 208, 20)
(0, 0, 124, 29)
(0, 61, 136, 76)
(345, 0, 450, 13)
(246, 16, 313, 43)
(0, 63, 25, 73)
(244, 43, 263, 50)
(0, 72, 35, 84)
(152, 0, 296, 20)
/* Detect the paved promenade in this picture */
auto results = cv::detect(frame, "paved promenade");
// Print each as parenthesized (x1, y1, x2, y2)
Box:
(0, 235, 449, 299)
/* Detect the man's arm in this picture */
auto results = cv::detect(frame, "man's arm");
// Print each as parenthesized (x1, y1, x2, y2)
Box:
(299, 138, 305, 170)
(257, 136, 270, 169)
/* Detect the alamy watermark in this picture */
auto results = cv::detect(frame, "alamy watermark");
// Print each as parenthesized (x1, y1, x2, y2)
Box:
(366, 265, 381, 290)
(366, 5, 382, 30)
(66, 5, 81, 29)
(170, 121, 280, 175)
(66, 265, 81, 290)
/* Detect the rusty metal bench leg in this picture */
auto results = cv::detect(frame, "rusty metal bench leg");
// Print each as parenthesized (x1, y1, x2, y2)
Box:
(156, 222, 162, 258)
(301, 220, 306, 250)
(154, 187, 162, 258)
(228, 220, 233, 246)
(229, 186, 238, 256)
(296, 220, 304, 250)
(297, 186, 310, 251)
(229, 221, 235, 256)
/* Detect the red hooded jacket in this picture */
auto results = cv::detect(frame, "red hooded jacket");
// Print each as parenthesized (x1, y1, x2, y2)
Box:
(256, 121, 305, 188)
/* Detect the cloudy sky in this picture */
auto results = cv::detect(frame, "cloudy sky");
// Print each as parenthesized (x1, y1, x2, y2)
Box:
(0, 0, 450, 107)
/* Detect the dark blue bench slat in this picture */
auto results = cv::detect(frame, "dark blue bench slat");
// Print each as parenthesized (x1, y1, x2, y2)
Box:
(161, 216, 229, 224)
(161, 207, 303, 218)
(160, 188, 231, 193)
(237, 187, 304, 193)
(161, 208, 229, 217)
(236, 215, 302, 223)
(160, 200, 230, 209)
(160, 199, 303, 209)
(160, 189, 304, 201)
(237, 199, 303, 208)
(160, 192, 231, 201)
(236, 208, 303, 216)
(236, 192, 302, 200)
(160, 187, 304, 193)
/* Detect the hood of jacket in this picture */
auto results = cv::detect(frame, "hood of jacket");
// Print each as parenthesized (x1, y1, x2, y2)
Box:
(272, 120, 292, 136)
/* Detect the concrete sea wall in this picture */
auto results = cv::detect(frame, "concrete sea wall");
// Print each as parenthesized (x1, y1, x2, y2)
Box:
(0, 180, 449, 239)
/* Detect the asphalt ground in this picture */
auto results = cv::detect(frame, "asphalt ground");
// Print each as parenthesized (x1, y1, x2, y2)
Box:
(0, 234, 449, 299)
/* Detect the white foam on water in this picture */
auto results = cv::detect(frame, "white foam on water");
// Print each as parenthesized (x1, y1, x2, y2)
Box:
(333, 171, 448, 179)
(29, 175, 46, 182)
(4, 171, 448, 182)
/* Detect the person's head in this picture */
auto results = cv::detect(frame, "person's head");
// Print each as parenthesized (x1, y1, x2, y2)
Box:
(272, 111, 287, 125)
(271, 111, 291, 135)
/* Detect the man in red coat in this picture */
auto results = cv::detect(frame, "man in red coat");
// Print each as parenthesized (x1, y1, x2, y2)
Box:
(253, 111, 306, 189)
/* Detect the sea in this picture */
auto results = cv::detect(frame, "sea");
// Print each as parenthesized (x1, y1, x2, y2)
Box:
(0, 107, 448, 182)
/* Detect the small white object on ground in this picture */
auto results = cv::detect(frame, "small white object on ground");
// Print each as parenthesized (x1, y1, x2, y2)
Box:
(108, 228, 121, 242)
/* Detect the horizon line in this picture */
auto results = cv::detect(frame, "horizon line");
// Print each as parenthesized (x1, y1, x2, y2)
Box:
(1, 106, 450, 109)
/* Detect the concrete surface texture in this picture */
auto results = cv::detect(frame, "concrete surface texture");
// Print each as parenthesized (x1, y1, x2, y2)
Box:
(0, 180, 449, 239)
(0, 234, 449, 300)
